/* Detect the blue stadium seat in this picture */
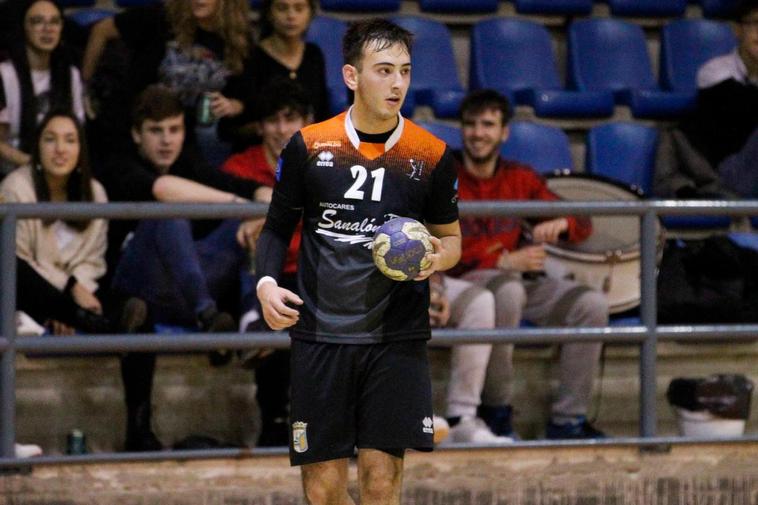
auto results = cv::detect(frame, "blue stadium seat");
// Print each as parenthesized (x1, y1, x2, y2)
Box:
(568, 19, 695, 118)
(66, 8, 113, 27)
(500, 121, 573, 173)
(607, 0, 687, 17)
(390, 16, 465, 118)
(418, 0, 498, 13)
(319, 0, 400, 11)
(306, 16, 349, 115)
(586, 122, 658, 195)
(660, 19, 737, 93)
(700, 0, 742, 17)
(513, 0, 593, 15)
(470, 19, 614, 118)
(417, 121, 462, 151)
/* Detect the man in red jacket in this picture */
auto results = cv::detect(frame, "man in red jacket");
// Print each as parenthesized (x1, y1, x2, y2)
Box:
(444, 89, 608, 441)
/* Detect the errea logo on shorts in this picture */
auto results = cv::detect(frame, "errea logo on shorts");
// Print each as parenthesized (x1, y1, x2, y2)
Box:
(422, 417, 434, 434)
(317, 151, 334, 167)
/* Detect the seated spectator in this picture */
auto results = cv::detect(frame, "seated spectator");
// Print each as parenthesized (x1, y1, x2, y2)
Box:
(446, 90, 608, 440)
(428, 273, 513, 444)
(220, 78, 311, 447)
(656, 0, 758, 199)
(0, 111, 109, 335)
(82, 0, 254, 158)
(0, 0, 84, 177)
(102, 85, 265, 452)
(249, 0, 328, 125)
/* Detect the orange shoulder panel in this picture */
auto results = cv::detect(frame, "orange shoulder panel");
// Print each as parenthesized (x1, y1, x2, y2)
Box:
(300, 112, 348, 153)
(396, 119, 448, 166)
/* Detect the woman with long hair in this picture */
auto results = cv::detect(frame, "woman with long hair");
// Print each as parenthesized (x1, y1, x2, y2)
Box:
(82, 0, 255, 153)
(251, 0, 328, 122)
(0, 111, 108, 335)
(0, 0, 84, 176)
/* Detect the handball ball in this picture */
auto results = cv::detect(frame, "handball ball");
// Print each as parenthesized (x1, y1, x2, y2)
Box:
(372, 217, 433, 281)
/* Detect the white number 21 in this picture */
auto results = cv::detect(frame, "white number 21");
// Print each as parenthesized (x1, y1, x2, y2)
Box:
(344, 165, 385, 201)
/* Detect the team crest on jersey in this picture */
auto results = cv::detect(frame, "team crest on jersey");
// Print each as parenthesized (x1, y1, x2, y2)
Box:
(317, 151, 334, 167)
(408, 158, 424, 181)
(292, 421, 308, 453)
(422, 417, 434, 434)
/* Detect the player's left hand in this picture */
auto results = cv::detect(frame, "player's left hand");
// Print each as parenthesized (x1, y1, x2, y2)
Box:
(209, 92, 243, 118)
(532, 218, 568, 244)
(415, 236, 445, 281)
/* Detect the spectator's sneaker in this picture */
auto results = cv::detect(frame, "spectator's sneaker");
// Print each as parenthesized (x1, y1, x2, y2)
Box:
(477, 404, 516, 438)
(198, 308, 236, 367)
(14, 443, 42, 458)
(124, 431, 164, 452)
(74, 307, 112, 334)
(446, 417, 513, 445)
(432, 415, 450, 445)
(237, 318, 275, 369)
(545, 417, 607, 440)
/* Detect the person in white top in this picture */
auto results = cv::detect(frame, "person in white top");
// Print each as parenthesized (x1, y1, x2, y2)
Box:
(0, 0, 84, 176)
(0, 111, 108, 335)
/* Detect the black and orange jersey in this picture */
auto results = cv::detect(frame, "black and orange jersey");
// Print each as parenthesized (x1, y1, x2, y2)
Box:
(259, 109, 459, 344)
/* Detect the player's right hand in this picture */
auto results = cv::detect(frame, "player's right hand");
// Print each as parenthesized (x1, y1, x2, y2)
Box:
(257, 283, 303, 330)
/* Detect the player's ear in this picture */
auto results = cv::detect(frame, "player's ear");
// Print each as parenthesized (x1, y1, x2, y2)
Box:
(343, 64, 358, 91)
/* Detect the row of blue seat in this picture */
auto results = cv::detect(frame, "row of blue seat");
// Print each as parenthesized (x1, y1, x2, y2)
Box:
(58, 0, 745, 18)
(419, 120, 731, 229)
(305, 15, 736, 120)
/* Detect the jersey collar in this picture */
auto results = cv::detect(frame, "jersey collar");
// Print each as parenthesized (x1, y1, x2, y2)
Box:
(344, 105, 405, 152)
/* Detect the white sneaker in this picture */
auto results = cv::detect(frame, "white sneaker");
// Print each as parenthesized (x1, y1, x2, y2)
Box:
(447, 417, 513, 445)
(15, 443, 42, 458)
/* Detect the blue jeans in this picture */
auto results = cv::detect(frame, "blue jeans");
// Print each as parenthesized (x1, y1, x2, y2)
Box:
(112, 219, 252, 326)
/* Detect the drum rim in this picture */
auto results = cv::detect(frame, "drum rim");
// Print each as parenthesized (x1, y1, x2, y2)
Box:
(546, 169, 646, 198)
(544, 243, 640, 263)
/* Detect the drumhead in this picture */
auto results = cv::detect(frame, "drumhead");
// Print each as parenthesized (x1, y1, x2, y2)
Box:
(545, 172, 644, 258)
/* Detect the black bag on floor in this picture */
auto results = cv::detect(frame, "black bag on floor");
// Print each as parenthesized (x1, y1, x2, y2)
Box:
(667, 374, 754, 419)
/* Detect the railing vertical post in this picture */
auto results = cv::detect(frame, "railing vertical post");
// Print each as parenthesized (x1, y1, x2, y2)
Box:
(639, 209, 658, 437)
(0, 215, 16, 457)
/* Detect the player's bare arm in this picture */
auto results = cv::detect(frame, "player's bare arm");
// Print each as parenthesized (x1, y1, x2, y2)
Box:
(415, 220, 461, 280)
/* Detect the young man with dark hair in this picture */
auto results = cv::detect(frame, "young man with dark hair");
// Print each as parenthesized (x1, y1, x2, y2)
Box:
(102, 84, 267, 452)
(445, 89, 608, 441)
(255, 18, 460, 505)
(221, 78, 312, 447)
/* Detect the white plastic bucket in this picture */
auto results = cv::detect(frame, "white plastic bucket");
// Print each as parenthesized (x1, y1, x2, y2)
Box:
(675, 408, 746, 437)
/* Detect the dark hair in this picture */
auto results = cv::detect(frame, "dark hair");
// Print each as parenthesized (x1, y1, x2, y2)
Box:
(31, 110, 94, 230)
(255, 77, 312, 121)
(342, 18, 413, 68)
(459, 89, 514, 126)
(131, 84, 185, 130)
(734, 0, 758, 21)
(11, 0, 73, 154)
(258, 0, 316, 40)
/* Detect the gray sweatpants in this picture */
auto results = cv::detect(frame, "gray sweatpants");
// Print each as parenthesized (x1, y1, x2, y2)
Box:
(445, 269, 607, 423)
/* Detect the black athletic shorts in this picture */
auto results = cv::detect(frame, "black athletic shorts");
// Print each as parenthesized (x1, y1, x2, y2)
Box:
(288, 338, 434, 466)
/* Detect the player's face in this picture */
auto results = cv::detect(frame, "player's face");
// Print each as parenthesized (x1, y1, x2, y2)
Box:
(260, 107, 306, 163)
(132, 115, 185, 172)
(268, 0, 312, 40)
(24, 1, 63, 54)
(191, 0, 221, 23)
(461, 108, 509, 165)
(737, 10, 758, 64)
(350, 41, 411, 124)
(38, 116, 80, 181)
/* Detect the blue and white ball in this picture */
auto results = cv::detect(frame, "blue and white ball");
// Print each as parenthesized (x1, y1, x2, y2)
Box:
(372, 217, 433, 281)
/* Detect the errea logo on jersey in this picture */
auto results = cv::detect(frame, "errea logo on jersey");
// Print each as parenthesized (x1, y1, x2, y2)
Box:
(422, 416, 434, 434)
(317, 151, 334, 167)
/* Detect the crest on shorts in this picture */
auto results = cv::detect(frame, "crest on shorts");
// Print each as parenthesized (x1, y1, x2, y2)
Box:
(292, 421, 308, 453)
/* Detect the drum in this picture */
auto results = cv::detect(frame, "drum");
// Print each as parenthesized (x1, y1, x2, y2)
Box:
(543, 172, 661, 314)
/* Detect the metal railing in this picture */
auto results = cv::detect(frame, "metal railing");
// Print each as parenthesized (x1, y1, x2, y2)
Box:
(2, 199, 758, 467)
